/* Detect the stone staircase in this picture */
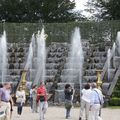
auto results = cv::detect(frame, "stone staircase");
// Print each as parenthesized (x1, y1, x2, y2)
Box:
(1, 43, 29, 82)
(83, 42, 113, 84)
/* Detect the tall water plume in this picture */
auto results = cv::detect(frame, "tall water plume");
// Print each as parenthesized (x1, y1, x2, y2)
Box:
(107, 48, 111, 81)
(34, 28, 46, 85)
(0, 31, 8, 83)
(67, 27, 84, 95)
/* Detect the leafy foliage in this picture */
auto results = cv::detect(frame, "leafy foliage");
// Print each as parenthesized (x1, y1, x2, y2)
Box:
(0, 0, 79, 22)
(86, 0, 120, 20)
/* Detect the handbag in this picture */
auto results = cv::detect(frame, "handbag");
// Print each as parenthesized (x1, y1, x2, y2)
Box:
(16, 96, 23, 103)
(65, 99, 72, 109)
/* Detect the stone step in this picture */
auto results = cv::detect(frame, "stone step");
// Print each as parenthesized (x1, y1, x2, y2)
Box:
(83, 76, 97, 82)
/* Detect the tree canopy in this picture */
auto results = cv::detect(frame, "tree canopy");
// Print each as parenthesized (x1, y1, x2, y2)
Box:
(0, 0, 82, 23)
(86, 0, 120, 20)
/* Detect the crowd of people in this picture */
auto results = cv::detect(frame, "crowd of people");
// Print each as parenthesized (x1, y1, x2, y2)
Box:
(0, 82, 104, 120)
(64, 83, 104, 120)
(0, 81, 48, 120)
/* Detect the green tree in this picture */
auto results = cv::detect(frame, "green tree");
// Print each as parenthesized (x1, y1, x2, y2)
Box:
(86, 0, 120, 20)
(0, 0, 79, 22)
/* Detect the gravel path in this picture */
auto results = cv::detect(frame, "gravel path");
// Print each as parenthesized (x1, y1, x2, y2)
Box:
(11, 106, 120, 120)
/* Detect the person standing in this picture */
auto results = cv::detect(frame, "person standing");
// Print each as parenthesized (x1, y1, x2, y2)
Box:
(32, 85, 38, 113)
(9, 96, 14, 119)
(29, 87, 33, 110)
(0, 83, 11, 120)
(79, 83, 92, 120)
(90, 83, 104, 120)
(64, 84, 73, 119)
(37, 81, 48, 120)
(16, 86, 26, 116)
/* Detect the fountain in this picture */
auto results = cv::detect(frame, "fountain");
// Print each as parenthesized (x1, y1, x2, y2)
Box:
(55, 27, 84, 103)
(69, 27, 84, 99)
(112, 42, 116, 67)
(24, 37, 33, 70)
(107, 48, 111, 81)
(0, 31, 8, 83)
(61, 27, 84, 85)
(34, 28, 47, 85)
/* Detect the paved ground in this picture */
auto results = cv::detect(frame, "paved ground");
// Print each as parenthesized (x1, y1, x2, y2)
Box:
(11, 106, 120, 120)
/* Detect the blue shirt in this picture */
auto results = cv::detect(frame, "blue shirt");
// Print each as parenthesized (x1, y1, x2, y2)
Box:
(90, 88, 103, 105)
(0, 88, 11, 102)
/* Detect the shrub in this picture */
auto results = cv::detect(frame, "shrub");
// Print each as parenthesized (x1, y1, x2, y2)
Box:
(109, 97, 120, 106)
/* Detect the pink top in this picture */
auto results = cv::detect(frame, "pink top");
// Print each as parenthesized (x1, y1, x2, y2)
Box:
(37, 85, 47, 102)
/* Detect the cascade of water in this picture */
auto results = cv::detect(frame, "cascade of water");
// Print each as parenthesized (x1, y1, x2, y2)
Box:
(34, 28, 46, 85)
(107, 48, 111, 81)
(0, 31, 8, 83)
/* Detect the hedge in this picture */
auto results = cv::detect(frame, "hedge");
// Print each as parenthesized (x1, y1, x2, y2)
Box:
(0, 20, 120, 45)
(109, 97, 120, 106)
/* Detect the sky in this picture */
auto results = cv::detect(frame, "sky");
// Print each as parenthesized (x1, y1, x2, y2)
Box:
(74, 0, 90, 17)
(75, 0, 88, 11)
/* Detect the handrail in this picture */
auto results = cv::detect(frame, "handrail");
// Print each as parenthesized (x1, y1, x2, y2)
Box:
(107, 65, 120, 96)
(101, 49, 115, 81)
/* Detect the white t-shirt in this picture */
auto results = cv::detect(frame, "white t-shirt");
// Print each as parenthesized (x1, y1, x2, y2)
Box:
(30, 89, 33, 98)
(81, 89, 92, 103)
(16, 90, 26, 103)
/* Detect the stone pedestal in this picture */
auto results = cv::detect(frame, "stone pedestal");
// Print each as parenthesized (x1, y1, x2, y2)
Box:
(54, 90, 65, 103)
(102, 83, 110, 95)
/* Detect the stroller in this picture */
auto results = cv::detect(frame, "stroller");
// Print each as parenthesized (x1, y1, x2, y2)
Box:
(0, 107, 6, 120)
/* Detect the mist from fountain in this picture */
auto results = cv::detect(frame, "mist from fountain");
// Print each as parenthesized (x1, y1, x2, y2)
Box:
(107, 48, 111, 81)
(0, 31, 8, 83)
(34, 28, 46, 85)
